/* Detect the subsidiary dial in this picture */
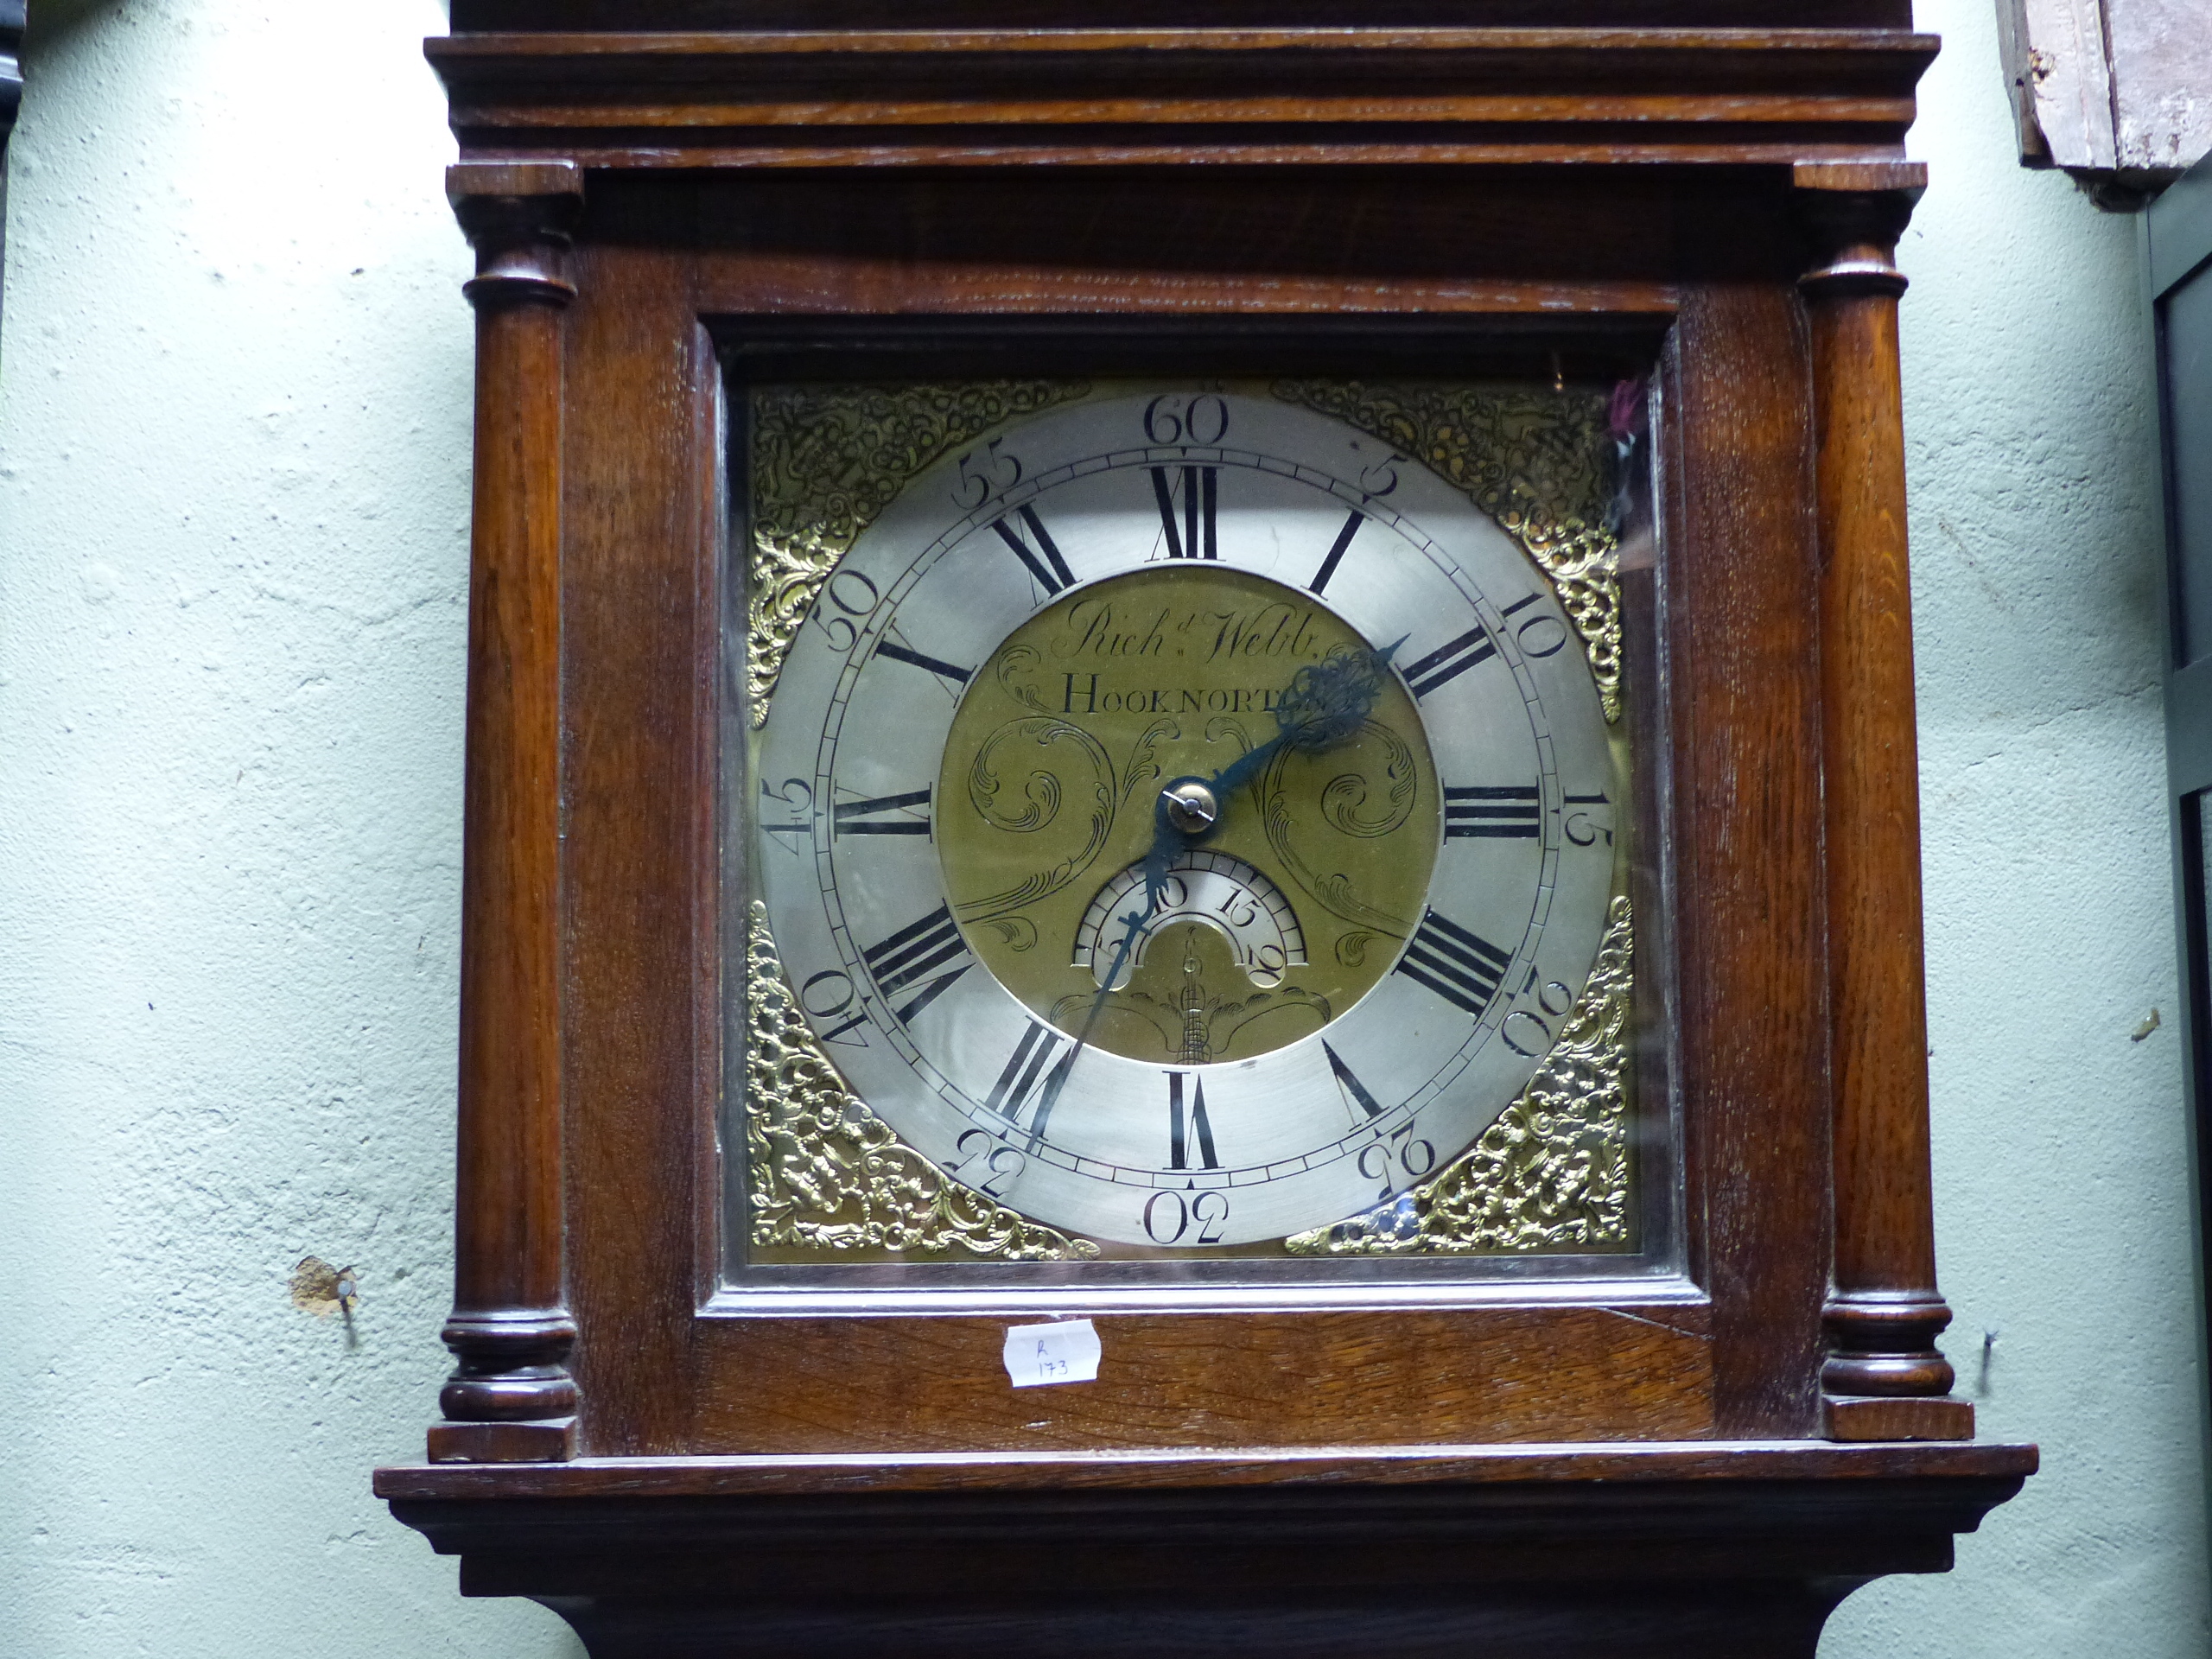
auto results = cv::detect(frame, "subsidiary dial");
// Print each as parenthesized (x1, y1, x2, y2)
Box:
(1074, 849, 1306, 990)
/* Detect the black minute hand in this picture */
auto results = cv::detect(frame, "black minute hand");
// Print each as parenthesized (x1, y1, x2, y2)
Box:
(1207, 634, 1406, 804)
(1037, 634, 1407, 1134)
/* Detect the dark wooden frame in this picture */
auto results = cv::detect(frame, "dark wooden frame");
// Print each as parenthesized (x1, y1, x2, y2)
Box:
(2147, 152, 2212, 1418)
(378, 15, 2034, 1653)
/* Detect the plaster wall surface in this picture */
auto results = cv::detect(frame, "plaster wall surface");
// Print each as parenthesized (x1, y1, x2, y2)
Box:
(0, 3, 2202, 1657)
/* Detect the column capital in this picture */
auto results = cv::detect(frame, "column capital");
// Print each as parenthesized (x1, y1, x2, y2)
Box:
(448, 161, 585, 308)
(1796, 161, 1925, 299)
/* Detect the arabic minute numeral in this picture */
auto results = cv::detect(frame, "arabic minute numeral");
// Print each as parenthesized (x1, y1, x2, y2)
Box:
(808, 569, 880, 655)
(1357, 1122, 1437, 1199)
(1143, 1188, 1230, 1246)
(1501, 968, 1580, 1058)
(953, 436, 1023, 511)
(1498, 591, 1571, 658)
(945, 1127, 1026, 1199)
(1395, 908, 1513, 1017)
(1357, 451, 1405, 499)
(797, 968, 870, 1046)
(1564, 791, 1613, 847)
(859, 903, 975, 1026)
(760, 776, 815, 853)
(1141, 393, 1230, 446)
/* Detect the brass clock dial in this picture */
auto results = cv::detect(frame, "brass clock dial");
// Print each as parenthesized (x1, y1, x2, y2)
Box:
(938, 563, 1443, 1067)
(750, 387, 1618, 1250)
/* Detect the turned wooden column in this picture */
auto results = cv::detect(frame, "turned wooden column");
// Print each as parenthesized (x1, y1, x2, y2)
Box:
(432, 161, 583, 1464)
(1796, 162, 1973, 1442)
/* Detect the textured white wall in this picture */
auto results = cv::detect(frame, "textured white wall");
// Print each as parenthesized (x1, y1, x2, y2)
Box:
(0, 3, 2202, 1656)
(0, 3, 575, 1654)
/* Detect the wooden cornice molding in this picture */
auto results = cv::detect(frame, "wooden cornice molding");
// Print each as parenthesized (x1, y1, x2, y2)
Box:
(449, 2, 1917, 29)
(428, 27, 1939, 169)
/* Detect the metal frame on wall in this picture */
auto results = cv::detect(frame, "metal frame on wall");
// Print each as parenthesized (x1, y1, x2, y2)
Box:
(2147, 150, 2212, 1420)
(0, 1, 22, 342)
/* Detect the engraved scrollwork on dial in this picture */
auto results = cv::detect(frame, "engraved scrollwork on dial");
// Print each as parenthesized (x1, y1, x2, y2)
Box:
(745, 902, 1098, 1262)
(747, 381, 1091, 725)
(1283, 893, 1634, 1255)
(1255, 723, 1421, 941)
(1270, 379, 1624, 721)
(957, 716, 1117, 931)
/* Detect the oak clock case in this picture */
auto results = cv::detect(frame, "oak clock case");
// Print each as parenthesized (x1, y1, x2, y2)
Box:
(734, 378, 1649, 1280)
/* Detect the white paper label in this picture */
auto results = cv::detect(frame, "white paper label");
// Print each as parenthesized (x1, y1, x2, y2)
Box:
(1001, 1319, 1102, 1388)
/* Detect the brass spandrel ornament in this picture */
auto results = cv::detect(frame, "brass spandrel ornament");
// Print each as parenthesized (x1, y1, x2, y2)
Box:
(747, 381, 1092, 724)
(745, 901, 1099, 1262)
(1284, 894, 1634, 1256)
(1270, 380, 1625, 722)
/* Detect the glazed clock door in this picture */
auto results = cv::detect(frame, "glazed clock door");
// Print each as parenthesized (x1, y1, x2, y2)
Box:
(735, 378, 1650, 1277)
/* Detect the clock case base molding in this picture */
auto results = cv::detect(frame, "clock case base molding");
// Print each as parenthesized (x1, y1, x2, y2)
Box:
(378, 1440, 2034, 1659)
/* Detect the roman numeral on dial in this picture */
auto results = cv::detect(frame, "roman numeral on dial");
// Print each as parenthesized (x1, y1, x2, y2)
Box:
(1308, 510, 1363, 594)
(1323, 1041, 1385, 1125)
(874, 639, 973, 686)
(1402, 626, 1497, 699)
(1444, 785, 1540, 839)
(1166, 1071, 1220, 1170)
(834, 788, 932, 837)
(859, 903, 973, 1025)
(985, 1020, 1073, 1140)
(1395, 908, 1513, 1017)
(1151, 464, 1218, 560)
(991, 505, 1075, 597)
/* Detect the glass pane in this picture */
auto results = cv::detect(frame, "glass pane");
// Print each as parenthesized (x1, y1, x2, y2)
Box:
(727, 375, 1655, 1286)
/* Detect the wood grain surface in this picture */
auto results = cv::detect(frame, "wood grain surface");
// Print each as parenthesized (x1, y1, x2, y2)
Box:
(509, 164, 1858, 1462)
(428, 27, 1936, 169)
(453, 1, 1916, 29)
(379, 1437, 2036, 1499)
(387, 12, 2039, 1647)
(1798, 163, 1966, 1421)
(436, 163, 587, 1437)
(375, 1440, 2032, 1656)
(1660, 281, 1831, 1437)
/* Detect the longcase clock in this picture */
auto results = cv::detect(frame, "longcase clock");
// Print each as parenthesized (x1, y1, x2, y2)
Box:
(376, 7, 2037, 1655)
